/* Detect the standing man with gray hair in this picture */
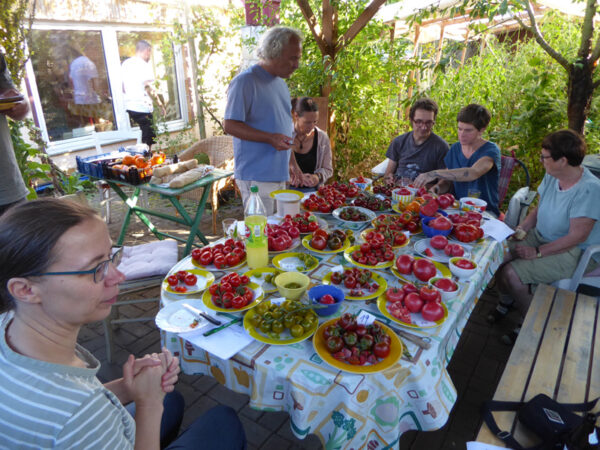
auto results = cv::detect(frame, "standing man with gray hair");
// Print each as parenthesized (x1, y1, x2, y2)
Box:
(224, 26, 303, 215)
(122, 40, 165, 150)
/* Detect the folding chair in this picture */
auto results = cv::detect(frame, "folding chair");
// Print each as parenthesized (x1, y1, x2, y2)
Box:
(102, 239, 178, 362)
(553, 245, 600, 294)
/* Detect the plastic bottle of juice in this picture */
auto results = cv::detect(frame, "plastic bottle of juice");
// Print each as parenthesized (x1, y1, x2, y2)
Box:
(244, 186, 268, 269)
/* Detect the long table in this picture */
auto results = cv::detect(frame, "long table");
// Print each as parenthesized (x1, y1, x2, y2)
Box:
(98, 169, 232, 256)
(160, 218, 504, 448)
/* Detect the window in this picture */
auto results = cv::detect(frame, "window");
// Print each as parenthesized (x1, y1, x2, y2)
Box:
(26, 24, 189, 155)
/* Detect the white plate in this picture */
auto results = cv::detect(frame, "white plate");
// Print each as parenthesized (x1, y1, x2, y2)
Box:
(332, 206, 376, 224)
(155, 300, 210, 333)
(413, 239, 472, 264)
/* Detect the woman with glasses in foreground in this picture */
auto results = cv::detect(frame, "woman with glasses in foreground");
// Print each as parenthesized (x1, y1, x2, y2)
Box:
(414, 103, 502, 217)
(0, 198, 246, 449)
(488, 129, 600, 344)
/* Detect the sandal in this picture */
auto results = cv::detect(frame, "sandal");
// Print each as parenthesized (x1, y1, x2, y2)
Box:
(501, 327, 521, 346)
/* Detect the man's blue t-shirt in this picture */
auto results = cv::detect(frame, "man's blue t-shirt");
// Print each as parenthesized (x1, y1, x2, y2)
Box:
(444, 141, 501, 216)
(224, 64, 293, 182)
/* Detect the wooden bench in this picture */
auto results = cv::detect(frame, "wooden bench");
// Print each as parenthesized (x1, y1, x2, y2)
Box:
(476, 283, 600, 447)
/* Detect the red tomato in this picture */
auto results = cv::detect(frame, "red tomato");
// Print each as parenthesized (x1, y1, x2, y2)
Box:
(424, 248, 434, 257)
(430, 235, 449, 250)
(429, 216, 452, 231)
(232, 296, 245, 309)
(240, 275, 250, 285)
(344, 275, 357, 289)
(393, 233, 408, 246)
(444, 243, 465, 257)
(434, 278, 458, 292)
(226, 252, 241, 267)
(402, 283, 418, 294)
(419, 286, 440, 302)
(167, 275, 178, 286)
(184, 273, 198, 286)
(221, 292, 234, 308)
(319, 294, 335, 304)
(199, 251, 213, 266)
(191, 248, 203, 261)
(224, 238, 235, 248)
(373, 341, 390, 359)
(318, 203, 331, 213)
(174, 285, 187, 293)
(404, 292, 424, 313)
(412, 259, 437, 282)
(420, 199, 439, 217)
(310, 235, 327, 251)
(453, 224, 480, 243)
(405, 221, 418, 232)
(213, 255, 226, 269)
(395, 254, 415, 275)
(422, 301, 444, 322)
(209, 284, 220, 295)
(288, 226, 300, 239)
(176, 270, 188, 281)
(455, 258, 475, 269)
(386, 287, 404, 303)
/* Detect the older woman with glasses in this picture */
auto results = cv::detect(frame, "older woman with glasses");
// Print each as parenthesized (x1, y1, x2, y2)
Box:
(488, 129, 600, 344)
(414, 103, 501, 216)
(0, 198, 246, 449)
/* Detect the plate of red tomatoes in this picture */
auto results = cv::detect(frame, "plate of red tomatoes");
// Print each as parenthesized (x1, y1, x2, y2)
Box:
(360, 228, 410, 249)
(377, 285, 448, 329)
(201, 272, 264, 312)
(163, 269, 215, 295)
(413, 237, 472, 264)
(191, 239, 246, 271)
(322, 267, 387, 300)
(372, 212, 422, 235)
(344, 244, 395, 270)
(278, 212, 325, 235)
(302, 229, 351, 254)
(333, 206, 376, 224)
(391, 254, 451, 285)
(312, 314, 402, 374)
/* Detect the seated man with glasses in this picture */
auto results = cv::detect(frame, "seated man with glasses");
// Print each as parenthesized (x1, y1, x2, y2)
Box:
(383, 98, 449, 183)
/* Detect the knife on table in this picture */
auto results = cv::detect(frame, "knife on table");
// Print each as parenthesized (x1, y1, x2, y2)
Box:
(182, 304, 221, 326)
(387, 325, 432, 350)
(203, 317, 243, 337)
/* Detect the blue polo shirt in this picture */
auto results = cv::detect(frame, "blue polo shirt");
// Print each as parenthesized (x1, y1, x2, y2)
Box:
(225, 64, 293, 182)
(444, 141, 501, 216)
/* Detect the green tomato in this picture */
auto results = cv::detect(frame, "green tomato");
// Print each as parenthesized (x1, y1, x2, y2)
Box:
(259, 320, 272, 333)
(256, 301, 270, 315)
(271, 320, 284, 334)
(290, 324, 304, 338)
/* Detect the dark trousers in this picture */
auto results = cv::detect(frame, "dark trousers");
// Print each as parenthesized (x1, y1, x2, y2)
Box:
(127, 110, 156, 148)
(126, 391, 246, 449)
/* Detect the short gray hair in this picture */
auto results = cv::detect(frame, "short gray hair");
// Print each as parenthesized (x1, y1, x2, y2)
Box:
(257, 27, 303, 62)
(136, 40, 152, 53)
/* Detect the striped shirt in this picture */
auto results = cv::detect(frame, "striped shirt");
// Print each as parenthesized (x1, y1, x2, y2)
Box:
(0, 313, 135, 449)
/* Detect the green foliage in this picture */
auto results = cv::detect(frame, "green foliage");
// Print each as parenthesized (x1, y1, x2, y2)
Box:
(0, 0, 33, 84)
(281, 0, 414, 179)
(425, 12, 600, 193)
(9, 120, 50, 199)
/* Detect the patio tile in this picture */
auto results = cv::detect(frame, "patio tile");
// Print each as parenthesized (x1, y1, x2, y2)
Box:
(258, 410, 289, 432)
(261, 434, 292, 450)
(206, 383, 249, 412)
(239, 404, 265, 422)
(239, 415, 271, 448)
(191, 374, 219, 394)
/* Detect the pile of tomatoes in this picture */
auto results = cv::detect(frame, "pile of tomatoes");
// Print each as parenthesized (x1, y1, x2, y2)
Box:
(266, 223, 298, 252)
(208, 272, 254, 309)
(166, 270, 198, 293)
(395, 255, 437, 282)
(327, 181, 360, 198)
(385, 284, 445, 324)
(330, 268, 379, 297)
(303, 193, 336, 213)
(338, 207, 370, 222)
(322, 313, 391, 365)
(191, 239, 246, 269)
(373, 212, 421, 234)
(248, 300, 317, 339)
(309, 229, 348, 251)
(351, 240, 395, 267)
(285, 212, 320, 234)
(352, 193, 391, 212)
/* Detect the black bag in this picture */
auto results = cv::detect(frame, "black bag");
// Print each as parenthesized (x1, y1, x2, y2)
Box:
(482, 394, 599, 449)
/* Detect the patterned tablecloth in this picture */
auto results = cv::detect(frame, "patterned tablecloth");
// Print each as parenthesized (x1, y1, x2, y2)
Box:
(161, 216, 504, 449)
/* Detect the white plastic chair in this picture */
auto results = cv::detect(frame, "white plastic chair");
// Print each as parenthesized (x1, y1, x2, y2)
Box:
(552, 245, 600, 293)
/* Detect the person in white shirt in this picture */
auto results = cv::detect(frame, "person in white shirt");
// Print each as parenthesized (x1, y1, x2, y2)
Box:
(121, 40, 165, 149)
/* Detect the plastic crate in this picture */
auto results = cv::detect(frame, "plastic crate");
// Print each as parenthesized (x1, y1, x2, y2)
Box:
(76, 150, 155, 185)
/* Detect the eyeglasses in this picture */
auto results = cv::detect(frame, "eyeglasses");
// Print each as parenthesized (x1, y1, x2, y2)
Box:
(30, 247, 123, 283)
(540, 154, 553, 162)
(413, 119, 435, 127)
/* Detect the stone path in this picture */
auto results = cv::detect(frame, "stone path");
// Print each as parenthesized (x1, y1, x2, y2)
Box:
(79, 188, 520, 449)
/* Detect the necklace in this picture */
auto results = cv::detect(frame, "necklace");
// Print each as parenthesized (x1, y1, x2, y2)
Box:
(295, 129, 313, 150)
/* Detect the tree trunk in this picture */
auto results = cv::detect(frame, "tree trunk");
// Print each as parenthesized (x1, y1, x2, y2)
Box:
(567, 62, 594, 134)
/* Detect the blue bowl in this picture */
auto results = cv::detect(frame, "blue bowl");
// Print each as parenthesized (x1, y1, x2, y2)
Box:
(421, 216, 453, 238)
(308, 285, 345, 316)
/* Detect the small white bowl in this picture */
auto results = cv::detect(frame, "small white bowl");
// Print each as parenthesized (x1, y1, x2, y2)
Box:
(449, 257, 478, 279)
(392, 188, 415, 205)
(459, 197, 487, 213)
(428, 277, 460, 302)
(350, 177, 373, 191)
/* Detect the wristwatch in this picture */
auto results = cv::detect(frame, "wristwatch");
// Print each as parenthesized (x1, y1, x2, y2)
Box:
(535, 247, 542, 258)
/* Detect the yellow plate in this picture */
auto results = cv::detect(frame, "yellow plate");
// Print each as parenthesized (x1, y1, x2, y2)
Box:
(269, 189, 304, 200)
(343, 245, 393, 270)
(201, 281, 264, 313)
(390, 257, 451, 285)
(272, 252, 319, 272)
(242, 267, 282, 294)
(163, 269, 215, 295)
(360, 228, 410, 249)
(301, 234, 351, 254)
(268, 237, 302, 254)
(371, 214, 422, 236)
(377, 293, 448, 329)
(313, 318, 403, 374)
(322, 271, 387, 300)
(243, 307, 318, 345)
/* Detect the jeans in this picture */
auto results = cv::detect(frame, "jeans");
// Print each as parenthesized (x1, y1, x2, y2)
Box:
(126, 391, 246, 449)
(127, 110, 156, 147)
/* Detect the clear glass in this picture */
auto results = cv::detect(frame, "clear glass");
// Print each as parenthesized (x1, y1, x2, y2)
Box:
(117, 31, 181, 123)
(29, 30, 116, 142)
(222, 218, 237, 238)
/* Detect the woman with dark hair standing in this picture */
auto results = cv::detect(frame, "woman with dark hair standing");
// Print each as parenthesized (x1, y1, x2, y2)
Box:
(414, 103, 502, 216)
(0, 198, 246, 449)
(289, 97, 333, 188)
(489, 129, 600, 343)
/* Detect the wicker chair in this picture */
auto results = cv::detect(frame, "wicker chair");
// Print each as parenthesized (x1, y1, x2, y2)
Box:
(178, 135, 235, 234)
